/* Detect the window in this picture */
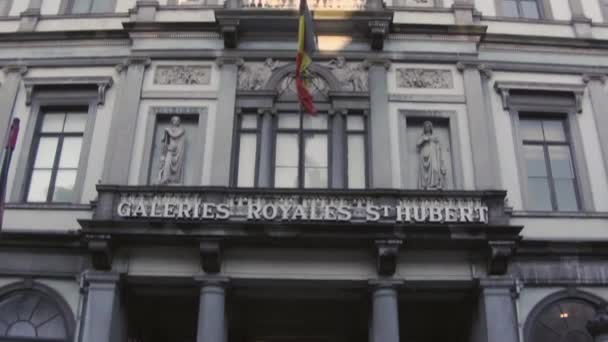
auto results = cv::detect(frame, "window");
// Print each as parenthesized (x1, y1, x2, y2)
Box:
(64, 0, 114, 14)
(25, 110, 87, 203)
(527, 297, 596, 342)
(0, 0, 11, 16)
(233, 111, 368, 189)
(500, 0, 543, 19)
(0, 290, 72, 341)
(520, 117, 580, 211)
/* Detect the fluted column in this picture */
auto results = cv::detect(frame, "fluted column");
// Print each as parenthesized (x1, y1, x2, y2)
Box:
(588, 305, 608, 342)
(196, 277, 229, 342)
(370, 280, 401, 342)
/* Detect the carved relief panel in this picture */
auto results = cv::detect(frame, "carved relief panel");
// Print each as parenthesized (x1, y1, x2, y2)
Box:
(238, 59, 286, 90)
(396, 68, 453, 89)
(323, 57, 368, 92)
(154, 65, 212, 85)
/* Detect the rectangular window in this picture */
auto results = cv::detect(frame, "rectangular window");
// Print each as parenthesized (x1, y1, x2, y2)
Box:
(65, 0, 113, 14)
(501, 0, 542, 19)
(520, 117, 580, 211)
(346, 115, 366, 189)
(235, 114, 260, 187)
(26, 110, 87, 203)
(274, 113, 329, 189)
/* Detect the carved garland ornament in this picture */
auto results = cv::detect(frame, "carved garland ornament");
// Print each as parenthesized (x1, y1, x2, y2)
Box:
(154, 65, 211, 85)
(396, 68, 453, 89)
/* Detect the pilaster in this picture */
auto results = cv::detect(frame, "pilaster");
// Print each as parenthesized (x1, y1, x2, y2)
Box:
(470, 277, 519, 342)
(133, 0, 159, 21)
(257, 107, 275, 188)
(210, 57, 242, 186)
(195, 276, 229, 342)
(457, 62, 501, 190)
(0, 65, 27, 149)
(102, 57, 150, 184)
(330, 109, 347, 189)
(81, 272, 127, 342)
(366, 59, 392, 188)
(452, 0, 475, 25)
(583, 74, 608, 182)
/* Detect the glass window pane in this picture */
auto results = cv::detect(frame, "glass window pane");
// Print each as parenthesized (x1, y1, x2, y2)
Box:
(502, 0, 519, 17)
(542, 120, 566, 142)
(555, 179, 579, 211)
(64, 113, 87, 133)
(549, 145, 574, 179)
(27, 170, 52, 202)
(520, 119, 543, 141)
(91, 0, 112, 13)
(41, 113, 65, 133)
(347, 116, 365, 131)
(52, 170, 77, 202)
(304, 133, 328, 168)
(33, 137, 59, 168)
(521, 0, 541, 19)
(275, 134, 299, 167)
(524, 145, 548, 177)
(240, 115, 258, 129)
(278, 114, 300, 129)
(275, 167, 298, 188)
(302, 115, 328, 130)
(237, 134, 257, 187)
(58, 137, 83, 168)
(71, 0, 93, 13)
(304, 167, 327, 188)
(348, 135, 366, 189)
(528, 177, 552, 211)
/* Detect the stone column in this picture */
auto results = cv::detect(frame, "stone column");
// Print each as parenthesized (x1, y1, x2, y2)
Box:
(587, 305, 608, 342)
(583, 74, 608, 181)
(458, 63, 501, 190)
(102, 57, 150, 184)
(470, 278, 519, 342)
(257, 108, 275, 188)
(330, 109, 346, 189)
(80, 272, 127, 342)
(370, 280, 401, 342)
(0, 65, 27, 147)
(195, 277, 229, 342)
(366, 59, 392, 188)
(209, 57, 241, 186)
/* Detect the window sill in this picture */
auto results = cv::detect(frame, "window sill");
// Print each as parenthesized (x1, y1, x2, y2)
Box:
(511, 211, 608, 219)
(4, 203, 93, 211)
(481, 16, 570, 25)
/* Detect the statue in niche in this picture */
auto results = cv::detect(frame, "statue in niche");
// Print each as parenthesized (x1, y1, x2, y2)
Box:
(238, 58, 281, 90)
(158, 116, 186, 185)
(327, 56, 368, 92)
(416, 121, 446, 190)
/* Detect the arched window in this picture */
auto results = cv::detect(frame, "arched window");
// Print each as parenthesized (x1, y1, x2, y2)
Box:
(0, 289, 73, 341)
(525, 291, 601, 342)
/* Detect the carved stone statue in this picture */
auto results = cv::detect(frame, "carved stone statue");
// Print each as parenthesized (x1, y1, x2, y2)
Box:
(416, 121, 446, 190)
(158, 116, 186, 185)
(327, 56, 368, 92)
(238, 58, 281, 90)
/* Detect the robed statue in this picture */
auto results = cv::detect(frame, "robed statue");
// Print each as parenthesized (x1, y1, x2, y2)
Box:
(416, 121, 446, 190)
(158, 116, 186, 185)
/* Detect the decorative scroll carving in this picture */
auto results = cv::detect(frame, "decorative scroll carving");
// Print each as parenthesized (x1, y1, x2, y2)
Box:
(153, 65, 211, 85)
(158, 116, 186, 185)
(416, 121, 447, 190)
(238, 58, 283, 90)
(396, 68, 453, 89)
(325, 57, 368, 92)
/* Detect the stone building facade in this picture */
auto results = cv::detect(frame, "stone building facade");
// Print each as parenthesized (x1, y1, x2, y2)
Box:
(0, 0, 607, 341)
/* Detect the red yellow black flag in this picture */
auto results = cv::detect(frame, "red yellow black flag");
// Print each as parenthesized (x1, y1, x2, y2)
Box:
(295, 0, 317, 114)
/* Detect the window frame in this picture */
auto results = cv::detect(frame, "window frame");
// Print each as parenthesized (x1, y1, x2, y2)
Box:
(11, 92, 98, 204)
(232, 111, 262, 188)
(270, 111, 333, 189)
(508, 98, 594, 212)
(494, 0, 553, 20)
(59, 0, 117, 14)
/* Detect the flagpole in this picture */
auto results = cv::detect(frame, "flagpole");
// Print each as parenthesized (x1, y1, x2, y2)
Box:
(0, 118, 20, 234)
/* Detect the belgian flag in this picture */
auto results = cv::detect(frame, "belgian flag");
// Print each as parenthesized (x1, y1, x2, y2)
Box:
(295, 0, 317, 115)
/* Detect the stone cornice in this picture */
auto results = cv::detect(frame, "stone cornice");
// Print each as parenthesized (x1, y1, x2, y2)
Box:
(23, 76, 114, 105)
(494, 80, 585, 113)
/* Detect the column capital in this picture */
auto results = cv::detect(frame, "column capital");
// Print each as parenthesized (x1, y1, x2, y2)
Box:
(194, 275, 230, 288)
(216, 56, 244, 67)
(487, 240, 516, 275)
(587, 305, 608, 338)
(2, 65, 28, 76)
(364, 58, 391, 70)
(83, 271, 121, 286)
(478, 276, 517, 294)
(257, 107, 277, 116)
(583, 73, 607, 84)
(369, 279, 404, 289)
(116, 56, 152, 73)
(375, 239, 403, 276)
(199, 240, 222, 274)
